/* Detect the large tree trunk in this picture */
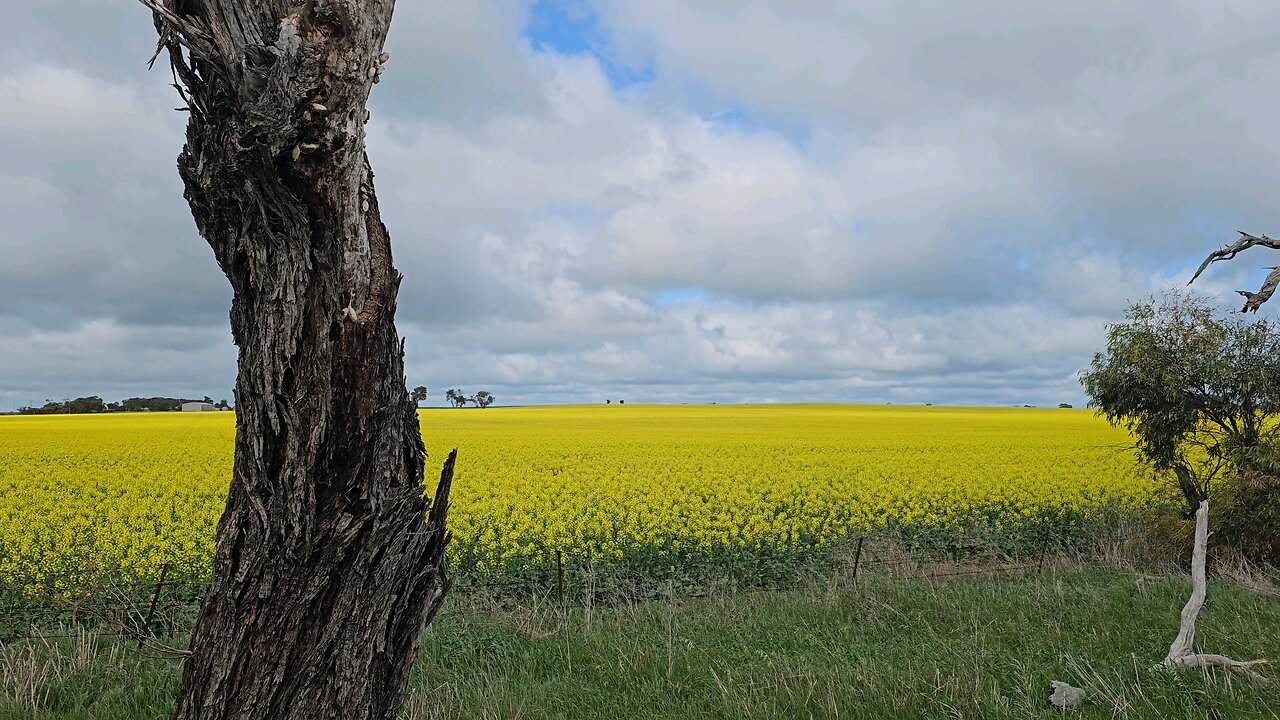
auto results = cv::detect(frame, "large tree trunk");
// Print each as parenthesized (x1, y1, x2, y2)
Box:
(140, 2, 454, 718)
(1172, 464, 1205, 517)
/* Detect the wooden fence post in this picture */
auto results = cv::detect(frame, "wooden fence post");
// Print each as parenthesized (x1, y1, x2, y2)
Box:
(139, 563, 170, 647)
(556, 549, 565, 608)
(1037, 525, 1052, 573)
(852, 537, 864, 585)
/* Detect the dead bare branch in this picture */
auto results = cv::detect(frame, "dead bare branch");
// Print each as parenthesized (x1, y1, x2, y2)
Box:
(1189, 231, 1280, 285)
(1236, 266, 1280, 313)
(1189, 231, 1280, 312)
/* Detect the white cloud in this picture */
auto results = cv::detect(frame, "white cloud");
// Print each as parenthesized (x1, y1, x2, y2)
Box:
(4, 0, 1279, 409)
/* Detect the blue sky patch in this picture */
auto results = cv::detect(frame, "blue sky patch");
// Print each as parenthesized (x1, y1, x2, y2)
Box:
(705, 101, 812, 153)
(653, 287, 718, 306)
(524, 0, 655, 88)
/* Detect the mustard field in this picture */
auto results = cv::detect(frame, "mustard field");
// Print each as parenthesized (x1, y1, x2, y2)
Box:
(0, 405, 1152, 589)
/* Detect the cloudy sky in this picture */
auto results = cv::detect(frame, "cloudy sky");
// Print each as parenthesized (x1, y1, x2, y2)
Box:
(3, 0, 1279, 410)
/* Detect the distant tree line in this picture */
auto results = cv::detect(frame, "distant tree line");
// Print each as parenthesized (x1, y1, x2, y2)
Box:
(17, 395, 232, 414)
(403, 386, 496, 408)
(444, 389, 495, 408)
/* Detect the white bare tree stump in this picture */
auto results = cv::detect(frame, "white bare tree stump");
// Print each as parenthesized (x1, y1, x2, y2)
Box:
(1157, 501, 1270, 680)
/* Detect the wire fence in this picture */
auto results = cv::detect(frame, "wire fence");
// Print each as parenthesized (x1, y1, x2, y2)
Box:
(0, 521, 1159, 651)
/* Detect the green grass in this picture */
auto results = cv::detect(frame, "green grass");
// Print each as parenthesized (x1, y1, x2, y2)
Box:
(2, 568, 1278, 719)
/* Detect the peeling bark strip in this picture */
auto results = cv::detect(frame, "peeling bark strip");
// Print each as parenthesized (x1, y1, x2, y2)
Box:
(138, 1, 455, 718)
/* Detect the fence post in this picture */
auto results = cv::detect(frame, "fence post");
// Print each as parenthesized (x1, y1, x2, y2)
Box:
(556, 549, 565, 608)
(139, 563, 170, 647)
(1037, 524, 1052, 573)
(852, 537, 864, 585)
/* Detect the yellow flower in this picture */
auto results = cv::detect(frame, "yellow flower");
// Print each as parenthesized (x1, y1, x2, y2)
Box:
(0, 404, 1153, 587)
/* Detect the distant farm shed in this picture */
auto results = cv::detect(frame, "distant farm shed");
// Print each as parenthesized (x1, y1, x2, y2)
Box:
(182, 401, 215, 412)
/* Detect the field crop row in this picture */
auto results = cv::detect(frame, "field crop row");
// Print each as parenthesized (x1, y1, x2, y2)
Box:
(0, 404, 1153, 590)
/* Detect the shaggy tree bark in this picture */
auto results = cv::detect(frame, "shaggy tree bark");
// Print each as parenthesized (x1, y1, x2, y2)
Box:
(138, 1, 454, 718)
(1190, 231, 1280, 312)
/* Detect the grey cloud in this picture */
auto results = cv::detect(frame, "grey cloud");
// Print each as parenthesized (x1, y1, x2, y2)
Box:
(376, 1, 541, 124)
(4, 0, 1279, 410)
(404, 293, 1114, 410)
(597, 0, 1280, 259)
(0, 1, 158, 79)
(0, 63, 226, 330)
(0, 318, 235, 408)
(907, 25, 1152, 106)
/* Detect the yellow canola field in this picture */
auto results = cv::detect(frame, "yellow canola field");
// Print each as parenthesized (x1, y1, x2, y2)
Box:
(0, 404, 1150, 588)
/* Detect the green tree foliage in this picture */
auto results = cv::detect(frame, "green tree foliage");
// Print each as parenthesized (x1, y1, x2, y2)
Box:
(410, 386, 428, 406)
(19, 396, 108, 414)
(20, 396, 219, 414)
(1080, 290, 1280, 514)
(120, 397, 199, 412)
(474, 391, 494, 409)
